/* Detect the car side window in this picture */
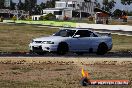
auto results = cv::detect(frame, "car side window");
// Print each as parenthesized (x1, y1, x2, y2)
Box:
(90, 33, 98, 37)
(75, 30, 91, 37)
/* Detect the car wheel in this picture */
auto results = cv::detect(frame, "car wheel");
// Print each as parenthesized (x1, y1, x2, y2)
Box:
(57, 42, 69, 55)
(97, 43, 108, 55)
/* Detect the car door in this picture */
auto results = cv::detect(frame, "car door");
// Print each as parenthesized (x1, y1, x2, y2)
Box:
(70, 30, 92, 52)
(89, 32, 100, 52)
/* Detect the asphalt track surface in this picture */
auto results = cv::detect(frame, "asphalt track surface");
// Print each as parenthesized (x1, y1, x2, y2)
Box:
(0, 52, 132, 58)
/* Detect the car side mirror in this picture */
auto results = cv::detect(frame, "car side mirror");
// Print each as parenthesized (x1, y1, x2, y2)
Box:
(73, 35, 80, 38)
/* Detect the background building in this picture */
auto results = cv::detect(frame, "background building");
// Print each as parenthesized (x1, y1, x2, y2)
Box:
(34, 0, 95, 20)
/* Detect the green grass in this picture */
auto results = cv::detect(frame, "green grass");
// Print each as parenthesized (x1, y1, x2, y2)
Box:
(0, 23, 132, 52)
(3, 20, 76, 27)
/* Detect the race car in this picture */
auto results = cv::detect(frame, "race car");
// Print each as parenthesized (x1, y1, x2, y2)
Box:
(29, 28, 112, 55)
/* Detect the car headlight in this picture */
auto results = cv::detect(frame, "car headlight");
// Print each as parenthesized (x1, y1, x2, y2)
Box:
(43, 41, 54, 44)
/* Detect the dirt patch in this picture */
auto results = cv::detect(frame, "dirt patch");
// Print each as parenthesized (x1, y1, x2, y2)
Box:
(0, 57, 131, 88)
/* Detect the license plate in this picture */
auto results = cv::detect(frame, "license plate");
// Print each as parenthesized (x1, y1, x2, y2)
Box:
(33, 45, 40, 47)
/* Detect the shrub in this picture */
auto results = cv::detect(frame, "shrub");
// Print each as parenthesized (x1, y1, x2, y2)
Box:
(0, 16, 4, 22)
(88, 16, 94, 21)
(40, 13, 56, 20)
(64, 16, 69, 20)
(39, 16, 44, 20)
(12, 16, 17, 22)
(26, 16, 32, 21)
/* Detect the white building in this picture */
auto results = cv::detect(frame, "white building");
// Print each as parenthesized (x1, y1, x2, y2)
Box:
(32, 0, 95, 20)
(32, 15, 43, 20)
(43, 8, 72, 20)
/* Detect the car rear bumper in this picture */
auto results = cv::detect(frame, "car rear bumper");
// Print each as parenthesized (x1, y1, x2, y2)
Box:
(108, 43, 113, 51)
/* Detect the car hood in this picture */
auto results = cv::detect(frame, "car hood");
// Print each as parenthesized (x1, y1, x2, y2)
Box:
(33, 36, 68, 42)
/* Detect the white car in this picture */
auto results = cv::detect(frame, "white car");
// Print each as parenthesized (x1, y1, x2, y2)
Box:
(29, 28, 112, 55)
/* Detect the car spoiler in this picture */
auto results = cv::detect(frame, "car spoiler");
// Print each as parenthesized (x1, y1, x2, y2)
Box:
(107, 33, 111, 37)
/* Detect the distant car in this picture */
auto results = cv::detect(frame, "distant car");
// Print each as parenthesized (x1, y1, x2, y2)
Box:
(29, 28, 112, 55)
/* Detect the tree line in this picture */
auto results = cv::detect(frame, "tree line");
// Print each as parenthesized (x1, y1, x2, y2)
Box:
(0, 0, 59, 15)
(0, 0, 132, 16)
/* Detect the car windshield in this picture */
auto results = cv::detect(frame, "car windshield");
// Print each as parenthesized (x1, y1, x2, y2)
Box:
(54, 29, 76, 37)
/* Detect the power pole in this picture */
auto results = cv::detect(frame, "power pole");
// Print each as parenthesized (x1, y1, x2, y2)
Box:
(77, 2, 82, 19)
(80, 9, 81, 19)
(15, 4, 19, 20)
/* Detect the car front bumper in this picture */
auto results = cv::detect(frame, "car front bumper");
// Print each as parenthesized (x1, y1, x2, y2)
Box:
(29, 43, 58, 52)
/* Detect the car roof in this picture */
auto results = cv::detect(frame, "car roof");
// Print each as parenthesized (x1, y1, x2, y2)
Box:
(60, 28, 93, 31)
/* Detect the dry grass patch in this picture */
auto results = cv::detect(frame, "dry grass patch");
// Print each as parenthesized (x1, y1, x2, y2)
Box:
(110, 20, 132, 25)
(0, 58, 131, 88)
(0, 23, 58, 52)
(112, 34, 132, 52)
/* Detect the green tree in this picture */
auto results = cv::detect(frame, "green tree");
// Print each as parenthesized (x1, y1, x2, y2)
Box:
(10, 0, 16, 10)
(0, 0, 4, 9)
(102, 0, 109, 11)
(113, 9, 123, 17)
(45, 0, 59, 8)
(127, 11, 132, 16)
(32, 0, 59, 15)
(94, 0, 101, 8)
(121, 0, 132, 5)
(40, 2, 46, 9)
(109, 0, 116, 9)
(33, 5, 42, 15)
(84, 0, 91, 2)
(24, 0, 37, 15)
(18, 0, 24, 10)
(102, 0, 116, 12)
(113, 9, 127, 18)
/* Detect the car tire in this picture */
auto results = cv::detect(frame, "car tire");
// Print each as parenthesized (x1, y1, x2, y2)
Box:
(57, 42, 69, 55)
(97, 43, 108, 55)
